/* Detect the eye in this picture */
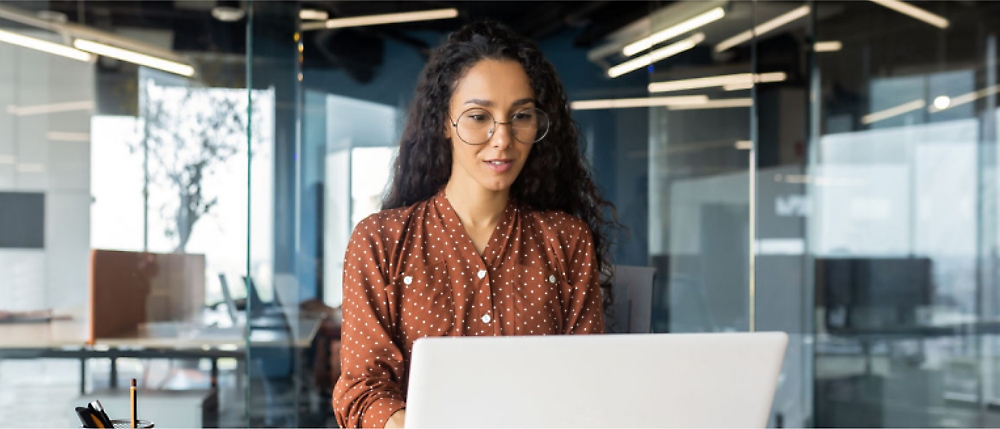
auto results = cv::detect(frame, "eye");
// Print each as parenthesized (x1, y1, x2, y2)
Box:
(462, 110, 491, 122)
(513, 110, 535, 122)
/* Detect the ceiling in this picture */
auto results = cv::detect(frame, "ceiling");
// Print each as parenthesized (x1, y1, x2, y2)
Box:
(6, 1, 662, 54)
(8, 0, 987, 90)
(1, 1, 687, 83)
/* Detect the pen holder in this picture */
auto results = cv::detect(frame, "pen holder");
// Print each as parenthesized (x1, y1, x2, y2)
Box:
(81, 420, 154, 428)
(112, 420, 154, 429)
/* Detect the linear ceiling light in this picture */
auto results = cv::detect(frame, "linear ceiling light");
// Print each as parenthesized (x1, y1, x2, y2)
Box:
(609, 32, 705, 78)
(929, 85, 1000, 113)
(814, 41, 843, 52)
(715, 5, 810, 53)
(648, 72, 787, 93)
(668, 98, 752, 110)
(6, 100, 94, 116)
(299, 9, 329, 21)
(870, 0, 949, 29)
(303, 8, 458, 31)
(571, 95, 709, 110)
(623, 7, 725, 57)
(724, 82, 754, 91)
(861, 99, 925, 124)
(73, 39, 195, 77)
(0, 28, 92, 62)
(755, 72, 787, 84)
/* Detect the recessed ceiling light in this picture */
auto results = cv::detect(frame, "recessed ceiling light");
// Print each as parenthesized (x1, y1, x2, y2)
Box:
(932, 96, 951, 110)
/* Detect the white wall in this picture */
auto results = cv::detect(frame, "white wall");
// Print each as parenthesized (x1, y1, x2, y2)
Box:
(0, 30, 94, 311)
(323, 94, 397, 308)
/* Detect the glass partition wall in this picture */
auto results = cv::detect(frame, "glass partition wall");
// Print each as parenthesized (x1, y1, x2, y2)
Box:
(808, 2, 1000, 427)
(0, 0, 256, 427)
(246, 1, 1000, 427)
(3, 0, 1000, 427)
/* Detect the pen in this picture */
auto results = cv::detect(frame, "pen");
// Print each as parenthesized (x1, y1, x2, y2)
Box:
(75, 406, 100, 428)
(130, 378, 137, 428)
(90, 400, 114, 428)
(75, 407, 97, 428)
(86, 404, 107, 428)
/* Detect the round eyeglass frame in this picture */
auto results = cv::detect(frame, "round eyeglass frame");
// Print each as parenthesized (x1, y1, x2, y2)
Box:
(448, 107, 551, 145)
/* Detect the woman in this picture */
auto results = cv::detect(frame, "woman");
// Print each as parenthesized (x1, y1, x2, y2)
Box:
(333, 21, 618, 428)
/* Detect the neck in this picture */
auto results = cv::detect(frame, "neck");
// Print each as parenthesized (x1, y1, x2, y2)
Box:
(444, 179, 509, 229)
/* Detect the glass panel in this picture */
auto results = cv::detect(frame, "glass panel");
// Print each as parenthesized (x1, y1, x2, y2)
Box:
(810, 1, 1000, 427)
(742, 1, 814, 427)
(642, 1, 756, 335)
(0, 2, 95, 427)
(246, 1, 307, 427)
(0, 0, 250, 427)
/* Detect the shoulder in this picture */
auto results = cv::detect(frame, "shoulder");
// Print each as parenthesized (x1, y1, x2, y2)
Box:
(522, 208, 593, 243)
(350, 199, 431, 242)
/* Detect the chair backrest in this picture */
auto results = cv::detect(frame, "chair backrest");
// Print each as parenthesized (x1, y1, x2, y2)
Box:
(217, 274, 238, 325)
(608, 265, 656, 333)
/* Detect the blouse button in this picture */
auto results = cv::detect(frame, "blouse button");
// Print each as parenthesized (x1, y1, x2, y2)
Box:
(403, 276, 413, 285)
(477, 270, 487, 279)
(548, 275, 557, 284)
(481, 314, 491, 323)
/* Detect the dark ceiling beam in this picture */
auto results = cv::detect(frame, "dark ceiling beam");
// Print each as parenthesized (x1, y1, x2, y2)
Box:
(573, 1, 659, 48)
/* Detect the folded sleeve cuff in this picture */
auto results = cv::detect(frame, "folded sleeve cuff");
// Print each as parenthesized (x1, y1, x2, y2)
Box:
(362, 397, 407, 428)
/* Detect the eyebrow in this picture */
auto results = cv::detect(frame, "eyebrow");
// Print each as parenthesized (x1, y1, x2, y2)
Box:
(463, 97, 536, 108)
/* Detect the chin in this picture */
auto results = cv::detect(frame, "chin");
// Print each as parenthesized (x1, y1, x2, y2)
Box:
(478, 177, 515, 192)
(483, 182, 513, 192)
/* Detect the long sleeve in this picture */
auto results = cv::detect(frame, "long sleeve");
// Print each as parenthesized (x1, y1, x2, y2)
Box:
(333, 215, 407, 428)
(563, 225, 606, 334)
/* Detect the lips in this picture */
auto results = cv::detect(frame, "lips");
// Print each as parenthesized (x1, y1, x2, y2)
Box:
(484, 158, 513, 173)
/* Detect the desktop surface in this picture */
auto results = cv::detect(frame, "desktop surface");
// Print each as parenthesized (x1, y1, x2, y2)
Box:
(405, 332, 788, 428)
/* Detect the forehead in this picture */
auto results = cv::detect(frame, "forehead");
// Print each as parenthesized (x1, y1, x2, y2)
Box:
(452, 59, 534, 103)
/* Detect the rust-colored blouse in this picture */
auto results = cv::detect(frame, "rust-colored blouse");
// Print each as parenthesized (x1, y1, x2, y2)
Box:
(333, 189, 605, 428)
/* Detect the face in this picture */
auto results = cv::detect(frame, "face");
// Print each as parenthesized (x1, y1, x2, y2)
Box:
(446, 59, 536, 194)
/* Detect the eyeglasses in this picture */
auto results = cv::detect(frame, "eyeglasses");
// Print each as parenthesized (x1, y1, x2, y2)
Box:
(449, 107, 551, 145)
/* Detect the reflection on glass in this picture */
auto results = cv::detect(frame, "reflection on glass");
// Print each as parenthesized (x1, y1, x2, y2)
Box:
(1, 1, 255, 426)
(93, 76, 274, 305)
(810, 1, 1000, 427)
(318, 94, 398, 309)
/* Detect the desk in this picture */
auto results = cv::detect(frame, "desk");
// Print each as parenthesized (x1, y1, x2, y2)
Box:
(817, 320, 1000, 427)
(0, 307, 323, 393)
(827, 320, 1000, 340)
(0, 306, 89, 349)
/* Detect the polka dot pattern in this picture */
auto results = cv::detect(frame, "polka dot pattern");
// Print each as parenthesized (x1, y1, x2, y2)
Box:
(333, 188, 605, 428)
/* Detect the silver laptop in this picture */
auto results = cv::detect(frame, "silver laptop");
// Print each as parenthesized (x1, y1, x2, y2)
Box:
(405, 332, 788, 428)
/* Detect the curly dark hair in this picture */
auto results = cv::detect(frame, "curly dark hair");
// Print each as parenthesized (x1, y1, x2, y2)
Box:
(383, 20, 620, 287)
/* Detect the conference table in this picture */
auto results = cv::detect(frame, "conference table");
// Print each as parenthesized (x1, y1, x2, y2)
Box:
(0, 306, 323, 393)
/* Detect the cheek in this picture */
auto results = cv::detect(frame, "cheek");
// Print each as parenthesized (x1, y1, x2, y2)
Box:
(451, 140, 477, 164)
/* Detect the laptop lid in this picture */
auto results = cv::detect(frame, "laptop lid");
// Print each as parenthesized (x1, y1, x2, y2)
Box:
(405, 332, 788, 428)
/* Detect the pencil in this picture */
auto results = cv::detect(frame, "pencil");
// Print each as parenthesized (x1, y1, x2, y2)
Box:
(130, 378, 137, 428)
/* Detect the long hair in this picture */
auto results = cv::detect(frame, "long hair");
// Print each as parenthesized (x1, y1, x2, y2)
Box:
(383, 21, 620, 288)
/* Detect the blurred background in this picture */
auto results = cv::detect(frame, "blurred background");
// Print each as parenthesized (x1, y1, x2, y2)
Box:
(1, 0, 999, 427)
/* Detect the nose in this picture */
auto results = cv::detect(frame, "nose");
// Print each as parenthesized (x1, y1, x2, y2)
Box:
(489, 121, 514, 150)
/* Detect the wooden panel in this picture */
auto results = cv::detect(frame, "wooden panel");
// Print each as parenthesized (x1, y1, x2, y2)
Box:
(89, 250, 205, 343)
